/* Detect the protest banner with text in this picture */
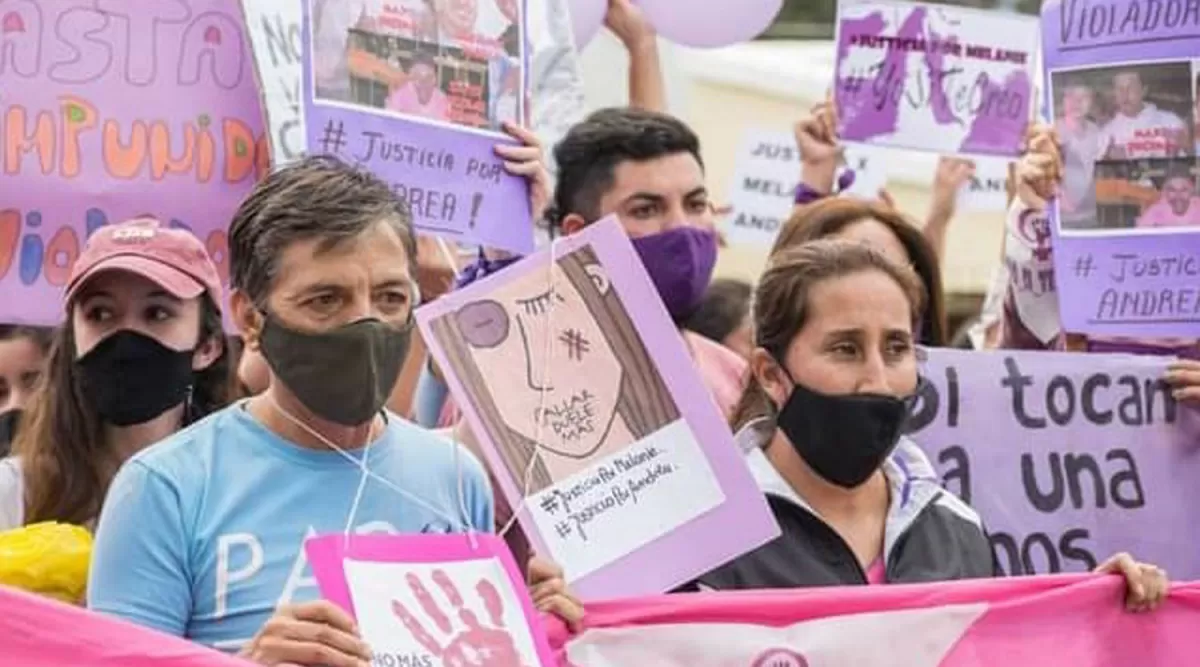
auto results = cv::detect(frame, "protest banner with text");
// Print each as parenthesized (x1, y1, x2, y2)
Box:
(1042, 0, 1200, 338)
(416, 217, 779, 600)
(0, 0, 268, 327)
(301, 0, 535, 254)
(835, 0, 1039, 157)
(722, 129, 886, 248)
(911, 348, 1200, 579)
(243, 0, 305, 165)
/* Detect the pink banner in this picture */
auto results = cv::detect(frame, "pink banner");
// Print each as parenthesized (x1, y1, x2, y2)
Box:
(549, 576, 1200, 666)
(0, 584, 250, 666)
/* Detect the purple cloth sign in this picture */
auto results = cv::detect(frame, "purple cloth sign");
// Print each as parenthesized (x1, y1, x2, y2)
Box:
(415, 217, 779, 600)
(301, 0, 534, 254)
(911, 348, 1200, 579)
(0, 0, 267, 327)
(835, 0, 1038, 157)
(1042, 0, 1200, 338)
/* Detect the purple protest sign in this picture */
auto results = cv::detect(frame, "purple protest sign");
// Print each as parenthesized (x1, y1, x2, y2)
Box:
(0, 0, 267, 327)
(1042, 0, 1200, 338)
(415, 217, 779, 600)
(911, 348, 1200, 579)
(834, 0, 1039, 157)
(301, 0, 534, 255)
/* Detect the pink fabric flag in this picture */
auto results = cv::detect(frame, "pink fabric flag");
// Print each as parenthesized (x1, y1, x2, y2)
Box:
(0, 585, 251, 666)
(548, 575, 1200, 666)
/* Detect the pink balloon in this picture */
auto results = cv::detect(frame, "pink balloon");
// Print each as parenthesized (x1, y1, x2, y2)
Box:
(569, 0, 608, 48)
(639, 0, 783, 48)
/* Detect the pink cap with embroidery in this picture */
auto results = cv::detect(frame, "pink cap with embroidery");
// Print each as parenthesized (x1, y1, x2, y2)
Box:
(64, 218, 223, 309)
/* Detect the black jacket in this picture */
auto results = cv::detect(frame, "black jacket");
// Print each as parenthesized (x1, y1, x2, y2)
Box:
(692, 421, 995, 591)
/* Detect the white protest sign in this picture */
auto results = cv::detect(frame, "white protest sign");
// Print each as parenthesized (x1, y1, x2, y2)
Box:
(244, 0, 305, 165)
(723, 129, 887, 247)
(956, 156, 1011, 213)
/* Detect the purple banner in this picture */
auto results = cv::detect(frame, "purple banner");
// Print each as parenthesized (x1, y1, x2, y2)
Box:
(0, 0, 268, 327)
(912, 348, 1200, 579)
(834, 0, 1039, 157)
(1042, 0, 1200, 338)
(301, 0, 534, 255)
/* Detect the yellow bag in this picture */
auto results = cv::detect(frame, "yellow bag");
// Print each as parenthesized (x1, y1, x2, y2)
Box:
(0, 522, 92, 604)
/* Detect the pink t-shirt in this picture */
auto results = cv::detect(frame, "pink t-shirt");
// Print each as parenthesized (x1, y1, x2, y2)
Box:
(683, 331, 749, 421)
(1137, 197, 1200, 228)
(865, 558, 887, 585)
(386, 83, 449, 121)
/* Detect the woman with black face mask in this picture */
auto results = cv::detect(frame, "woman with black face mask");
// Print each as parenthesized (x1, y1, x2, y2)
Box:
(688, 240, 1168, 613)
(0, 219, 231, 532)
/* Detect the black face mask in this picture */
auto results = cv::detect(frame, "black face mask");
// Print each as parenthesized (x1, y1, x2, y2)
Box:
(774, 369, 919, 489)
(0, 410, 22, 457)
(259, 314, 413, 427)
(76, 330, 196, 427)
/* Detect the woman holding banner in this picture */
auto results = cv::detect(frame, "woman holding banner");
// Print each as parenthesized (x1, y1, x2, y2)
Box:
(0, 219, 232, 533)
(693, 240, 1166, 610)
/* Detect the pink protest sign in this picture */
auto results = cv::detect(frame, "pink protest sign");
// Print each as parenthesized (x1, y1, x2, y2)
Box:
(306, 533, 556, 667)
(548, 575, 1200, 665)
(415, 217, 779, 600)
(0, 0, 268, 327)
(0, 584, 250, 666)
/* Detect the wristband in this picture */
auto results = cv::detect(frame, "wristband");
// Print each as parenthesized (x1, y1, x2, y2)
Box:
(794, 169, 857, 205)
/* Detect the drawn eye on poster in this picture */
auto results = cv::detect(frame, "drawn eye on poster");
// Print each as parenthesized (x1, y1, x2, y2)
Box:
(301, 0, 534, 254)
(1041, 0, 1200, 338)
(416, 218, 779, 599)
(834, 0, 1039, 157)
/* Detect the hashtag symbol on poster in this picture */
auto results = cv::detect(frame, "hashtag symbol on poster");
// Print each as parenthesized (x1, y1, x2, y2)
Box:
(539, 493, 560, 515)
(320, 119, 347, 154)
(554, 522, 573, 539)
(1073, 254, 1095, 278)
(559, 329, 590, 361)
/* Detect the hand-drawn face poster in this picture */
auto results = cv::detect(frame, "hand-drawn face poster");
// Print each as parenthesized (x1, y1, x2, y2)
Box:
(834, 0, 1039, 157)
(416, 218, 779, 600)
(0, 0, 267, 328)
(301, 0, 534, 254)
(1042, 0, 1200, 338)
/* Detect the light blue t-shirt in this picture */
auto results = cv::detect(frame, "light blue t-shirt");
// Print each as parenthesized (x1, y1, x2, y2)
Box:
(87, 403, 493, 654)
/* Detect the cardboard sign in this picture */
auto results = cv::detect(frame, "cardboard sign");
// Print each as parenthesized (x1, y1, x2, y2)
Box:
(0, 0, 267, 327)
(1043, 0, 1200, 337)
(835, 0, 1039, 156)
(415, 217, 779, 600)
(301, 0, 534, 254)
(243, 0, 305, 165)
(912, 348, 1200, 579)
(722, 129, 887, 247)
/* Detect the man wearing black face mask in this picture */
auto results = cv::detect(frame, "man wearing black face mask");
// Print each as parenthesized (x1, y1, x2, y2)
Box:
(85, 157, 592, 664)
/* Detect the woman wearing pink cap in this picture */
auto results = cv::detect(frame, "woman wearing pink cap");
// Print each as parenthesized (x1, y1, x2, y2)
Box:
(0, 218, 232, 532)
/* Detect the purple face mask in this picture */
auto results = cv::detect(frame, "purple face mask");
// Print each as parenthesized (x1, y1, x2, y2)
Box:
(631, 226, 718, 322)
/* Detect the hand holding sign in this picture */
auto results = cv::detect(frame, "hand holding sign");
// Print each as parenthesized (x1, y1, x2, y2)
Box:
(794, 98, 845, 196)
(239, 600, 371, 667)
(1165, 360, 1200, 405)
(495, 123, 552, 224)
(1093, 553, 1168, 614)
(526, 557, 584, 631)
(1014, 125, 1062, 211)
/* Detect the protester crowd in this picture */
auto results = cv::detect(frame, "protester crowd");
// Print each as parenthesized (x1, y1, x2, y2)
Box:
(0, 0, 1193, 664)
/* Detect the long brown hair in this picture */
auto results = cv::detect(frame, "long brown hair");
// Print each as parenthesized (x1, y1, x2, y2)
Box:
(730, 240, 925, 431)
(770, 197, 947, 347)
(14, 297, 232, 525)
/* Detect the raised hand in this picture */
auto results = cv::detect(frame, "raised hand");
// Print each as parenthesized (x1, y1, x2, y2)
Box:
(495, 122, 551, 223)
(392, 569, 531, 667)
(604, 0, 656, 49)
(794, 96, 844, 196)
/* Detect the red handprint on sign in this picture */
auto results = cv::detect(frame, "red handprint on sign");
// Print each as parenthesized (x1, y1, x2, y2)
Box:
(392, 569, 532, 667)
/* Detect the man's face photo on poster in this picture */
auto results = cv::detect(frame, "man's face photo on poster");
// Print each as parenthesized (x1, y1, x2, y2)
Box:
(309, 0, 523, 135)
(1051, 60, 1198, 234)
